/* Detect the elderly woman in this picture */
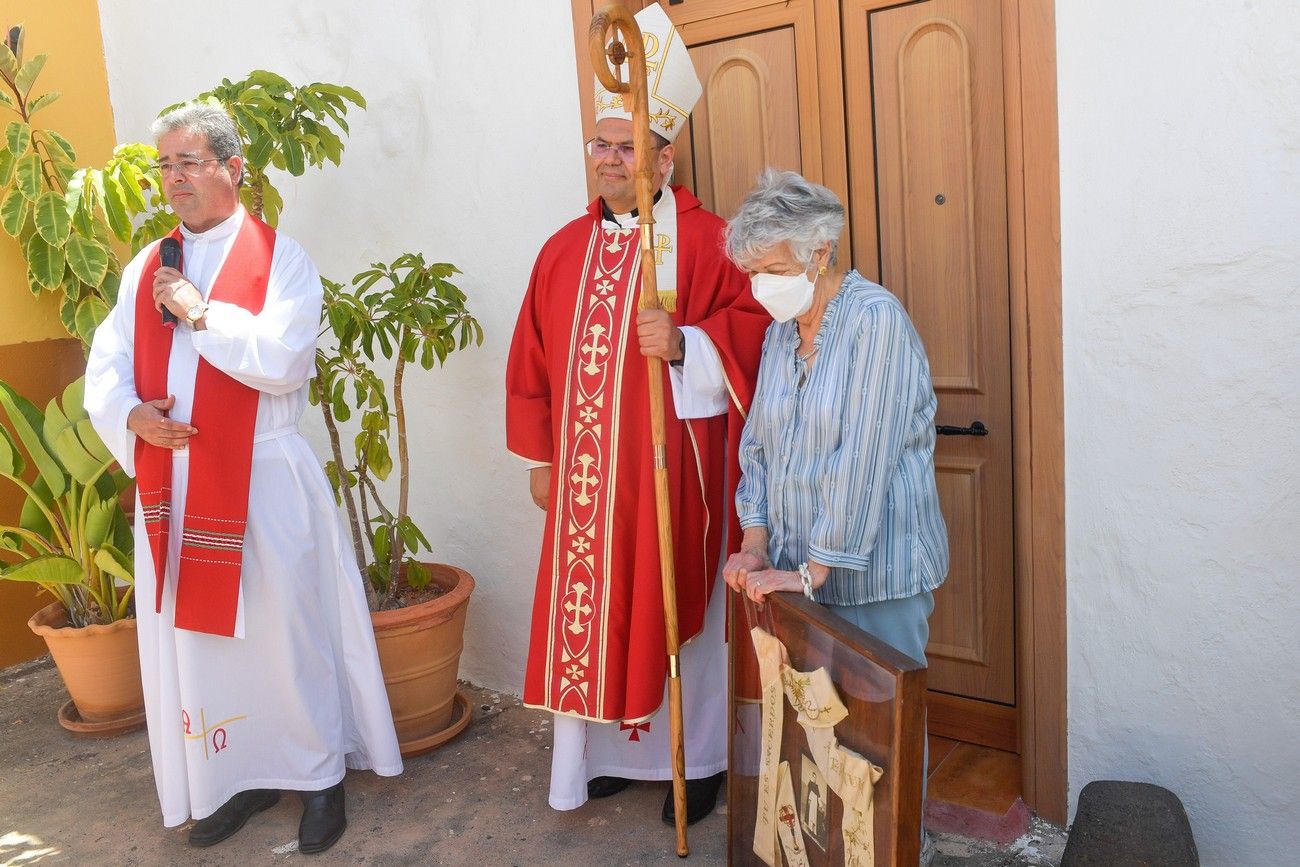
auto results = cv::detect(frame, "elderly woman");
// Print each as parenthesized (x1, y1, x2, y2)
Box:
(722, 171, 948, 860)
(723, 167, 948, 641)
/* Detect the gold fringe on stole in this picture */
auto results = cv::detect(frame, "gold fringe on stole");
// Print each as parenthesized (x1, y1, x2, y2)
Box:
(657, 290, 677, 312)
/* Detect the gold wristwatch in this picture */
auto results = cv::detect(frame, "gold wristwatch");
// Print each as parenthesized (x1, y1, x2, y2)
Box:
(185, 302, 209, 323)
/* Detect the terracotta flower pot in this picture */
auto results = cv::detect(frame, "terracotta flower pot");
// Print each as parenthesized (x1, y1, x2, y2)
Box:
(371, 563, 475, 757)
(27, 602, 145, 735)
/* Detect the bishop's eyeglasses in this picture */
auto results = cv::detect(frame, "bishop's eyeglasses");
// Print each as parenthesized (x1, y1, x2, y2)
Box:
(585, 138, 662, 163)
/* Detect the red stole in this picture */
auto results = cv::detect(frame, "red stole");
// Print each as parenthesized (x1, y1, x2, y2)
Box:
(133, 213, 276, 637)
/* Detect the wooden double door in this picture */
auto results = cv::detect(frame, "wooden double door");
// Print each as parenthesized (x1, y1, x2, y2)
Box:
(572, 0, 1018, 748)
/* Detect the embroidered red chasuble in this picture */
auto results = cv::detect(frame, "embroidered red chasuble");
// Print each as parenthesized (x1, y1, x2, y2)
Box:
(507, 187, 768, 723)
(133, 214, 276, 637)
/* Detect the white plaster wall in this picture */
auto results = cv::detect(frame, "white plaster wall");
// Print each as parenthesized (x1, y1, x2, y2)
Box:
(97, 2, 587, 694)
(1058, 1, 1300, 863)
(96, 1, 1300, 859)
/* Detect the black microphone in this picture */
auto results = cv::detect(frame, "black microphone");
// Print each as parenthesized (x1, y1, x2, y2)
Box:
(160, 237, 181, 329)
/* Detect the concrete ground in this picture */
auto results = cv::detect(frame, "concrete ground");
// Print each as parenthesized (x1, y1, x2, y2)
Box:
(0, 657, 1064, 866)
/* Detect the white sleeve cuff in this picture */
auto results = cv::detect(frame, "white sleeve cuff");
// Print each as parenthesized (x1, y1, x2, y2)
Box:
(668, 326, 728, 419)
(112, 400, 138, 478)
(507, 448, 552, 470)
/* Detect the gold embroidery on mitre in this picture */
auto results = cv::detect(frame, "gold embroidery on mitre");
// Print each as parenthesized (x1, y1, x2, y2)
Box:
(650, 108, 676, 131)
(642, 32, 662, 70)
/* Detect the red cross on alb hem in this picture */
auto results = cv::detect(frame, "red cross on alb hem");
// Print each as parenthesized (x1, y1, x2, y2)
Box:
(619, 721, 651, 742)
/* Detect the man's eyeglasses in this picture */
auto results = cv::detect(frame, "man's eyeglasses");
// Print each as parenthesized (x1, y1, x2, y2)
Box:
(155, 157, 224, 177)
(585, 139, 660, 163)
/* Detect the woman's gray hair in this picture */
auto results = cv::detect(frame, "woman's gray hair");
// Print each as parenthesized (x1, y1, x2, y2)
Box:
(725, 169, 845, 269)
(151, 103, 244, 182)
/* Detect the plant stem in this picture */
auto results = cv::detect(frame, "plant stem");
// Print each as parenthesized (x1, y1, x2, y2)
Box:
(362, 473, 399, 606)
(0, 473, 72, 552)
(359, 474, 391, 514)
(319, 396, 368, 588)
(75, 461, 112, 570)
(250, 171, 265, 219)
(0, 524, 56, 555)
(87, 563, 110, 626)
(114, 584, 135, 620)
(42, 584, 75, 621)
(33, 137, 67, 194)
(387, 344, 410, 597)
(356, 455, 375, 568)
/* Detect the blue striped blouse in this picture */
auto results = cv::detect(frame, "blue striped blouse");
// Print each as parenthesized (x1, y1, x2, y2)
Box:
(736, 271, 949, 606)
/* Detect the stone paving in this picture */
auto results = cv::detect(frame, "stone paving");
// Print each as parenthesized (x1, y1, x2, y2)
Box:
(0, 657, 1064, 866)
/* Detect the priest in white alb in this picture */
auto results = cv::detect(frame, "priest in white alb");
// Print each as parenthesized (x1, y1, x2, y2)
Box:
(85, 103, 402, 854)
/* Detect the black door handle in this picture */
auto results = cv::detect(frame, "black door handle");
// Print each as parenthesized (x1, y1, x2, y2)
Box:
(936, 421, 988, 436)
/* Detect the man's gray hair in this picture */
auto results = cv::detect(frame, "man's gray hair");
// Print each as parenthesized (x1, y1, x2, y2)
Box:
(151, 103, 243, 181)
(725, 169, 845, 269)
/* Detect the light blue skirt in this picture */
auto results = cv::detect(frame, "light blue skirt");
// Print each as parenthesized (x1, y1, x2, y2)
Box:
(824, 591, 935, 819)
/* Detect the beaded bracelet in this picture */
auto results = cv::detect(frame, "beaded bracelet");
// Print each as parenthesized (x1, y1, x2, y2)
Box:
(797, 562, 815, 600)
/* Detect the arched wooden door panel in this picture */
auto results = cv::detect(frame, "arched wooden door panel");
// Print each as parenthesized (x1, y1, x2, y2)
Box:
(851, 0, 1017, 706)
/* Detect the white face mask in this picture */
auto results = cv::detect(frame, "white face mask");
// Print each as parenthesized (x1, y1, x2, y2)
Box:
(751, 269, 816, 322)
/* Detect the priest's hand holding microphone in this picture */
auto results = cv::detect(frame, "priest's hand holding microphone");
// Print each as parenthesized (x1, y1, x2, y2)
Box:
(153, 237, 208, 331)
(125, 238, 205, 450)
(526, 312, 685, 511)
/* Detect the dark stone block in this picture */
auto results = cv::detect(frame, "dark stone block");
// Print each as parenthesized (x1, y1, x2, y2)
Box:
(1061, 781, 1199, 867)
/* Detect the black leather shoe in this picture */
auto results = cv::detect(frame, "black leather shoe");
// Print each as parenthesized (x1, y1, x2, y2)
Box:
(188, 789, 280, 847)
(662, 772, 725, 826)
(587, 775, 632, 799)
(298, 782, 347, 855)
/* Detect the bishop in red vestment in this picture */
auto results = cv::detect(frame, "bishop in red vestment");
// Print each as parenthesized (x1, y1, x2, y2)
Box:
(506, 4, 767, 824)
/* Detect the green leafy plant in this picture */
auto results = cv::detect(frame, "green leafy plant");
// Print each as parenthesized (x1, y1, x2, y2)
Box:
(312, 256, 483, 611)
(0, 40, 160, 344)
(0, 378, 134, 626)
(0, 42, 366, 346)
(0, 30, 367, 627)
(165, 71, 364, 226)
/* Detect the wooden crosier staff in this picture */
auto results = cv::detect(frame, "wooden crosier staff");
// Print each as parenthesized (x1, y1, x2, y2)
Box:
(588, 5, 690, 858)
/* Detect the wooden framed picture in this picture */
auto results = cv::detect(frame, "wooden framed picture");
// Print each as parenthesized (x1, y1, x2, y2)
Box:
(729, 591, 926, 865)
